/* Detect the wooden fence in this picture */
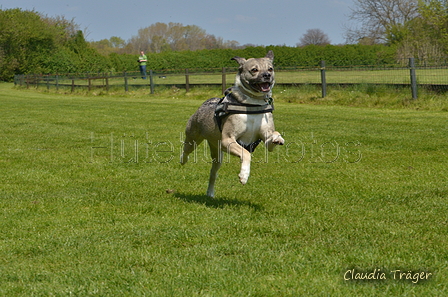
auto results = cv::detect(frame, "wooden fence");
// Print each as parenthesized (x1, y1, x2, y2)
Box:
(14, 59, 448, 99)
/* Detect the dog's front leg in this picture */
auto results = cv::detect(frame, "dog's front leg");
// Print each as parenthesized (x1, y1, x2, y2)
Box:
(264, 131, 285, 152)
(221, 137, 252, 184)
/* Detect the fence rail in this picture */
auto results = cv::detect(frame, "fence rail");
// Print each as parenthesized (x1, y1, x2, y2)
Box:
(14, 59, 448, 99)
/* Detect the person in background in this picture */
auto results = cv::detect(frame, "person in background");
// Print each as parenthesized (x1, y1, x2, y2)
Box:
(138, 50, 147, 79)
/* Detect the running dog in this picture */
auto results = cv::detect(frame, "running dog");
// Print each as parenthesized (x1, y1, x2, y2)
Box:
(181, 51, 284, 197)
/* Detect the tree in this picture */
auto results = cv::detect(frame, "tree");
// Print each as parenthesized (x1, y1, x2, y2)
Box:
(0, 8, 113, 80)
(109, 36, 125, 48)
(297, 29, 331, 46)
(0, 8, 61, 79)
(125, 22, 240, 54)
(390, 0, 448, 61)
(40, 14, 79, 44)
(90, 36, 126, 55)
(418, 0, 448, 44)
(345, 0, 419, 44)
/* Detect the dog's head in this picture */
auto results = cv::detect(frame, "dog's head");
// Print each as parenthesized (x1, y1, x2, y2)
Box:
(232, 51, 275, 99)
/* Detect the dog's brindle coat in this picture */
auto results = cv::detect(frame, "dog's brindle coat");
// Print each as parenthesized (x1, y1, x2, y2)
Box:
(181, 51, 285, 197)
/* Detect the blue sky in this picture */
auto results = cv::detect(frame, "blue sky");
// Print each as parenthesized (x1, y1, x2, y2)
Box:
(1, 0, 356, 46)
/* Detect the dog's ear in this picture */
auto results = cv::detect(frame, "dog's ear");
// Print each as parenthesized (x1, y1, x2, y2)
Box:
(231, 56, 246, 66)
(265, 50, 274, 61)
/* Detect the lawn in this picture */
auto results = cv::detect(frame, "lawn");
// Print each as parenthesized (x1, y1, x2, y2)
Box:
(1, 82, 447, 296)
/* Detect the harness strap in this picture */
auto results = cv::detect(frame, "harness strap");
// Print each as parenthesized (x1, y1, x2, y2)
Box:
(220, 102, 274, 114)
(214, 96, 274, 131)
(214, 95, 274, 153)
(237, 139, 262, 153)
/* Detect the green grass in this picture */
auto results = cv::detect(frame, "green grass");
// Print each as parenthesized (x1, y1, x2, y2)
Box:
(1, 82, 447, 295)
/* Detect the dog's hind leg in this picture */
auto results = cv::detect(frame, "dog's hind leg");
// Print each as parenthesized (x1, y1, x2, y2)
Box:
(206, 143, 223, 198)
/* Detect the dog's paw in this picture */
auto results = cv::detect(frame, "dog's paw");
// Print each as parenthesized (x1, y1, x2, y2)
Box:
(206, 189, 215, 198)
(239, 174, 248, 185)
(272, 134, 285, 145)
(239, 169, 250, 185)
(180, 154, 188, 165)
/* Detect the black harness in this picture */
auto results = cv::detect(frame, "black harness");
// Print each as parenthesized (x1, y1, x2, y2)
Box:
(214, 93, 274, 153)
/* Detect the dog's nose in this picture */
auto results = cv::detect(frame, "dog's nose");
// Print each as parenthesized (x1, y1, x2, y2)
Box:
(262, 72, 271, 79)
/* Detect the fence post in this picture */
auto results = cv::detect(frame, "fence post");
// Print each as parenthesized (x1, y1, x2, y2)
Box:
(56, 74, 59, 91)
(222, 67, 226, 94)
(409, 57, 418, 99)
(320, 60, 327, 98)
(149, 69, 154, 94)
(124, 71, 128, 92)
(185, 68, 190, 92)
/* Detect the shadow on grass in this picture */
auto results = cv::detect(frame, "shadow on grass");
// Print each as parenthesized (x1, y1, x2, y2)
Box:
(174, 193, 263, 211)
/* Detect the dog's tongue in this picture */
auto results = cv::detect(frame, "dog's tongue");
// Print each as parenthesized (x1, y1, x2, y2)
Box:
(259, 83, 271, 92)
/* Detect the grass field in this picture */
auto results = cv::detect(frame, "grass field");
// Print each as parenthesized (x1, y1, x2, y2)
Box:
(1, 82, 447, 296)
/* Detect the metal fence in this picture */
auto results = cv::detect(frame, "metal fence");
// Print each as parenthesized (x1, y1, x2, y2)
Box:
(14, 58, 448, 99)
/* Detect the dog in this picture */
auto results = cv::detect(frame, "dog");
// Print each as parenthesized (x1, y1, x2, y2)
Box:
(181, 51, 284, 197)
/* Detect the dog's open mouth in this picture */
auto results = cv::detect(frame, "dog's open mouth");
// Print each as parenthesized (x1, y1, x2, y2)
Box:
(256, 82, 271, 92)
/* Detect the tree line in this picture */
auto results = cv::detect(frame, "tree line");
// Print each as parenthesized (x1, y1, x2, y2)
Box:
(1, 3, 448, 81)
(90, 22, 241, 56)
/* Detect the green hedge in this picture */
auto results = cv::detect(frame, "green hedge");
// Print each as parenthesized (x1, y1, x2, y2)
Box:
(107, 45, 398, 73)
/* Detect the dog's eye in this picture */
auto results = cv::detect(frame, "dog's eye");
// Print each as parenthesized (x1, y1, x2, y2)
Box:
(268, 67, 273, 72)
(251, 68, 258, 73)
